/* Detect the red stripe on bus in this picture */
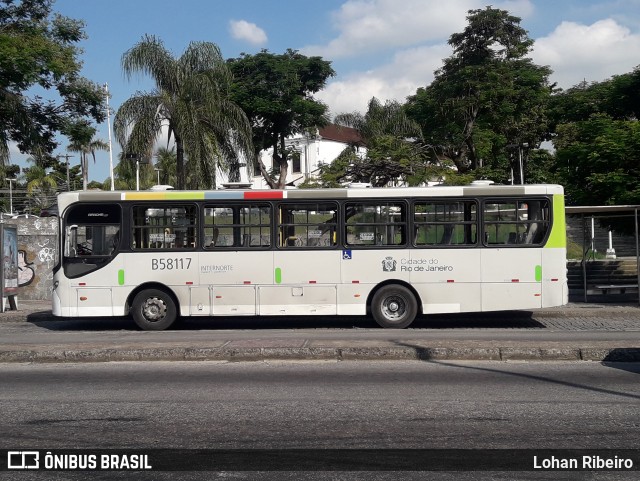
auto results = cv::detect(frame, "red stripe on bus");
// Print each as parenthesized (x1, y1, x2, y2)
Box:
(79, 282, 86, 286)
(244, 191, 283, 199)
(244, 281, 251, 284)
(551, 278, 559, 282)
(447, 280, 455, 283)
(309, 280, 316, 284)
(352, 280, 359, 284)
(511, 279, 520, 282)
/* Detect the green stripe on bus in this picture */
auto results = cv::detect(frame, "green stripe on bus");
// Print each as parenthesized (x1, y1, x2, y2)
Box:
(118, 269, 125, 286)
(535, 265, 542, 282)
(545, 194, 566, 248)
(275, 267, 282, 284)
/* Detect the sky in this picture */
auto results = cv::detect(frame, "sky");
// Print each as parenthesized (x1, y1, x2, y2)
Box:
(9, 0, 640, 183)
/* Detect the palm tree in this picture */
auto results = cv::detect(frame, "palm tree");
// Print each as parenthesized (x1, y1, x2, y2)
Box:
(68, 135, 109, 190)
(154, 147, 177, 187)
(114, 35, 253, 189)
(24, 165, 57, 212)
(113, 151, 155, 190)
(334, 97, 422, 145)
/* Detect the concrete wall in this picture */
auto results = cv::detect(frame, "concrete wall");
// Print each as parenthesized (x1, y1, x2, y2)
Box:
(10, 216, 58, 300)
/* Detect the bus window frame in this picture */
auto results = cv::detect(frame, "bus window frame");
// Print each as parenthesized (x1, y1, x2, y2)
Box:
(411, 198, 479, 248)
(343, 200, 408, 249)
(481, 196, 552, 248)
(202, 202, 273, 249)
(276, 201, 339, 250)
(130, 202, 199, 251)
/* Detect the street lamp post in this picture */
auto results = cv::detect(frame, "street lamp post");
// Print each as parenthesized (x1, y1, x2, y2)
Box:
(154, 167, 161, 185)
(5, 178, 17, 215)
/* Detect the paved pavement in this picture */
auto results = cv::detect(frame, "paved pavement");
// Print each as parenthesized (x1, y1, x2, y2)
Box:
(1, 300, 639, 363)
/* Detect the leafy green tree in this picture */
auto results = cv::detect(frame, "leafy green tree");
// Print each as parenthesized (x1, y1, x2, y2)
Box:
(228, 49, 335, 188)
(548, 67, 640, 207)
(0, 0, 105, 165)
(115, 35, 253, 189)
(405, 7, 552, 184)
(555, 114, 640, 206)
(548, 67, 640, 130)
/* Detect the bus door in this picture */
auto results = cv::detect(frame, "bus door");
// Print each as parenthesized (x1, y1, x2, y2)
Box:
(265, 202, 340, 315)
(201, 204, 273, 316)
(481, 199, 549, 310)
(62, 203, 123, 316)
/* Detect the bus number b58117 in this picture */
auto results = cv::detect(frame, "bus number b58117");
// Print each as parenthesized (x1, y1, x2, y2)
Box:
(151, 258, 192, 270)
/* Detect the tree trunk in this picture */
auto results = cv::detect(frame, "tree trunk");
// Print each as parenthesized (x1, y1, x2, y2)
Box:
(276, 135, 288, 189)
(176, 136, 185, 189)
(82, 153, 88, 191)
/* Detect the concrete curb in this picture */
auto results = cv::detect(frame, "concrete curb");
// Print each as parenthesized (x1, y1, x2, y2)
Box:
(1, 346, 639, 363)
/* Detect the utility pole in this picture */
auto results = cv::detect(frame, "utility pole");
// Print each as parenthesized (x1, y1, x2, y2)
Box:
(57, 154, 73, 191)
(105, 83, 115, 191)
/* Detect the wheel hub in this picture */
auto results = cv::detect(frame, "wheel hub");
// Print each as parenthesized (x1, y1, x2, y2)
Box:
(382, 296, 406, 320)
(143, 297, 166, 321)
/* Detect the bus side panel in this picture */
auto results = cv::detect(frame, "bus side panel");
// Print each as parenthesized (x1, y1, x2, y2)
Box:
(340, 250, 411, 284)
(409, 249, 482, 314)
(481, 248, 542, 311)
(541, 247, 568, 307)
(258, 285, 338, 315)
(76, 288, 113, 316)
(213, 286, 257, 315)
(68, 257, 125, 317)
(199, 251, 272, 316)
(264, 251, 340, 315)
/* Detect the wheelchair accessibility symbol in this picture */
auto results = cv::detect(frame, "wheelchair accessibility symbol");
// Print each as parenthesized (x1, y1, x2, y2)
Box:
(342, 250, 352, 260)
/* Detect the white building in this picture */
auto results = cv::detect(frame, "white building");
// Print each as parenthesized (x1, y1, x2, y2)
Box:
(219, 124, 365, 189)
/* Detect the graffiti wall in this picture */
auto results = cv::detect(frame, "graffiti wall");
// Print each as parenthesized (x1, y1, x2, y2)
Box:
(13, 216, 58, 300)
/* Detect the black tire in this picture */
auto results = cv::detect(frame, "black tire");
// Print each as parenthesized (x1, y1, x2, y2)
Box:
(131, 288, 177, 331)
(370, 284, 418, 329)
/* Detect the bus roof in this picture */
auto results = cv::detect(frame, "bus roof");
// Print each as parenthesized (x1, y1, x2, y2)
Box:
(57, 184, 564, 208)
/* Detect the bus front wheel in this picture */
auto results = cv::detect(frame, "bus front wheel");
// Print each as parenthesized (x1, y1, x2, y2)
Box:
(131, 288, 177, 331)
(371, 285, 417, 329)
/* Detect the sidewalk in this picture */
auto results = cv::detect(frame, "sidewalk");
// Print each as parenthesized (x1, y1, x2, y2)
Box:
(1, 300, 639, 363)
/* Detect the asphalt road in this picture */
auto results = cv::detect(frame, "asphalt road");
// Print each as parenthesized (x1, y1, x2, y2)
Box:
(2, 301, 640, 362)
(1, 361, 639, 480)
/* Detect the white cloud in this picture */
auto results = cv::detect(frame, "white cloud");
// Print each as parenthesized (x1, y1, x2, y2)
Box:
(303, 0, 534, 59)
(229, 20, 268, 46)
(317, 44, 450, 116)
(307, 0, 536, 115)
(532, 18, 640, 88)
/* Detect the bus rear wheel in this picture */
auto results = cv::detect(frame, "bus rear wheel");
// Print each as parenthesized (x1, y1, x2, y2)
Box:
(131, 288, 177, 331)
(371, 285, 417, 329)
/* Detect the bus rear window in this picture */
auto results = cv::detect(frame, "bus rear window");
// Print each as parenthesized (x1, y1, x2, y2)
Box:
(483, 199, 550, 245)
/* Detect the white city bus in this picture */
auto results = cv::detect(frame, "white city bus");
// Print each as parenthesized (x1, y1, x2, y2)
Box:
(52, 184, 567, 330)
